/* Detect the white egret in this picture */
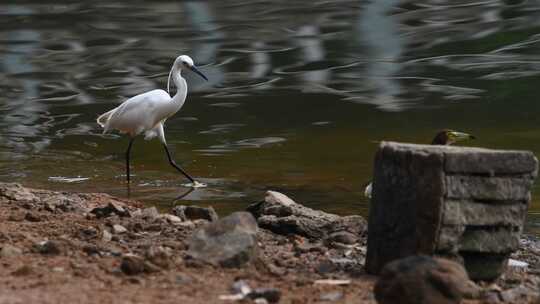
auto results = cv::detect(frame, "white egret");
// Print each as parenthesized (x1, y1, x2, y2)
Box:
(364, 130, 475, 199)
(97, 55, 208, 185)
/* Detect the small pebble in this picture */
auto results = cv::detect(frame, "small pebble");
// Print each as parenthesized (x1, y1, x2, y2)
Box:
(320, 291, 344, 302)
(113, 224, 128, 234)
(0, 244, 23, 257)
(121, 255, 146, 275)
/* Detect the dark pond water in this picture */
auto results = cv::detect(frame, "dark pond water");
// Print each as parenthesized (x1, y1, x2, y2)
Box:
(1, 0, 540, 235)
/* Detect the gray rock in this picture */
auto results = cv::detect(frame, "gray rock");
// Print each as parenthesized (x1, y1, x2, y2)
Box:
(172, 205, 218, 222)
(140, 207, 159, 220)
(247, 288, 281, 303)
(325, 231, 358, 245)
(187, 212, 258, 267)
(102, 229, 112, 242)
(0, 244, 23, 258)
(247, 191, 366, 239)
(499, 285, 540, 303)
(90, 202, 129, 218)
(160, 214, 183, 224)
(461, 252, 509, 282)
(0, 183, 38, 203)
(112, 224, 127, 234)
(145, 246, 172, 269)
(320, 291, 343, 302)
(121, 255, 146, 275)
(374, 255, 481, 304)
(38, 240, 67, 255)
(366, 142, 537, 280)
(24, 212, 41, 222)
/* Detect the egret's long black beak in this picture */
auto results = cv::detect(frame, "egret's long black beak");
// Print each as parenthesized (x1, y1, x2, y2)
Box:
(190, 66, 208, 81)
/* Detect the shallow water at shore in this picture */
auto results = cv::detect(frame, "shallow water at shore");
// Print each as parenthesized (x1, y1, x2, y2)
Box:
(1, 0, 540, 235)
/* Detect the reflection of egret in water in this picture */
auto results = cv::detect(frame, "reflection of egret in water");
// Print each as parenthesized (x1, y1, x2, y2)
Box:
(355, 0, 405, 111)
(0, 6, 51, 157)
(296, 25, 329, 85)
(184, 1, 225, 88)
(250, 41, 272, 79)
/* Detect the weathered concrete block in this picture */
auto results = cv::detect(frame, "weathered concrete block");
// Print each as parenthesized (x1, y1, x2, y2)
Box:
(365, 142, 537, 280)
(437, 226, 521, 253)
(442, 201, 527, 226)
(446, 176, 532, 201)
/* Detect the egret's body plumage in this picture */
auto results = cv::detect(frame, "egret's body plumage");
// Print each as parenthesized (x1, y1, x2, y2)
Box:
(97, 55, 207, 184)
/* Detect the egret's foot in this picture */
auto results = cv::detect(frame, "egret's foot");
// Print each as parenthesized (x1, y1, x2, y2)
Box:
(183, 180, 207, 188)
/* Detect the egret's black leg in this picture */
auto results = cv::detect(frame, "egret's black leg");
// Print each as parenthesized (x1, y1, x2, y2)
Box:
(163, 144, 195, 183)
(125, 137, 135, 183)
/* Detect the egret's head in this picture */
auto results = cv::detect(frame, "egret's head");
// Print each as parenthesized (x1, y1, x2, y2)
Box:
(431, 129, 476, 145)
(168, 55, 208, 93)
(176, 55, 195, 68)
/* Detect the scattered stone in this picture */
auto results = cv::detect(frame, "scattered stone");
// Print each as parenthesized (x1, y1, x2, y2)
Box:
(82, 245, 101, 256)
(294, 241, 324, 254)
(24, 212, 41, 222)
(145, 246, 172, 269)
(102, 229, 113, 242)
(316, 259, 338, 274)
(232, 280, 252, 295)
(7, 213, 25, 222)
(0, 244, 23, 258)
(221, 280, 281, 303)
(320, 291, 343, 302)
(120, 255, 146, 275)
(37, 240, 67, 255)
(140, 207, 159, 220)
(247, 191, 366, 239)
(374, 255, 481, 304)
(172, 205, 218, 222)
(247, 288, 281, 303)
(314, 279, 351, 286)
(112, 224, 128, 234)
(508, 258, 528, 268)
(91, 202, 129, 218)
(79, 227, 98, 240)
(499, 285, 540, 303)
(11, 265, 33, 276)
(325, 231, 358, 246)
(160, 214, 183, 224)
(0, 183, 38, 203)
(187, 212, 258, 267)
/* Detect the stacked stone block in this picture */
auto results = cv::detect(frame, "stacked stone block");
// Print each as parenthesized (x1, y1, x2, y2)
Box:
(365, 142, 537, 280)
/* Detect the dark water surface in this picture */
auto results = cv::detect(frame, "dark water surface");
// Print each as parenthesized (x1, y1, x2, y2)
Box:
(1, 0, 540, 235)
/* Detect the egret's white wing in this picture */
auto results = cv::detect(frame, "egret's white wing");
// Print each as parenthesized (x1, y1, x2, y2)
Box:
(100, 89, 171, 136)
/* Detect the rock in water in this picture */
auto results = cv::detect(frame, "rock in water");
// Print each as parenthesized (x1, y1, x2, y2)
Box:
(374, 255, 481, 304)
(172, 205, 218, 222)
(246, 191, 366, 239)
(187, 212, 258, 267)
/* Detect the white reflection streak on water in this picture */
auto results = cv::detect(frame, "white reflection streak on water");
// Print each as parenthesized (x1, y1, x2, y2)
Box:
(185, 1, 224, 89)
(1, 5, 50, 157)
(356, 0, 404, 111)
(296, 25, 329, 85)
(250, 41, 271, 79)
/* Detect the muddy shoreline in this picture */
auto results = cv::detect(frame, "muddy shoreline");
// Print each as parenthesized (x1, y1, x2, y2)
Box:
(0, 183, 538, 304)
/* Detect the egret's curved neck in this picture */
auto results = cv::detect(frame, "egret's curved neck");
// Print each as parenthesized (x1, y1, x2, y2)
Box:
(171, 67, 187, 104)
